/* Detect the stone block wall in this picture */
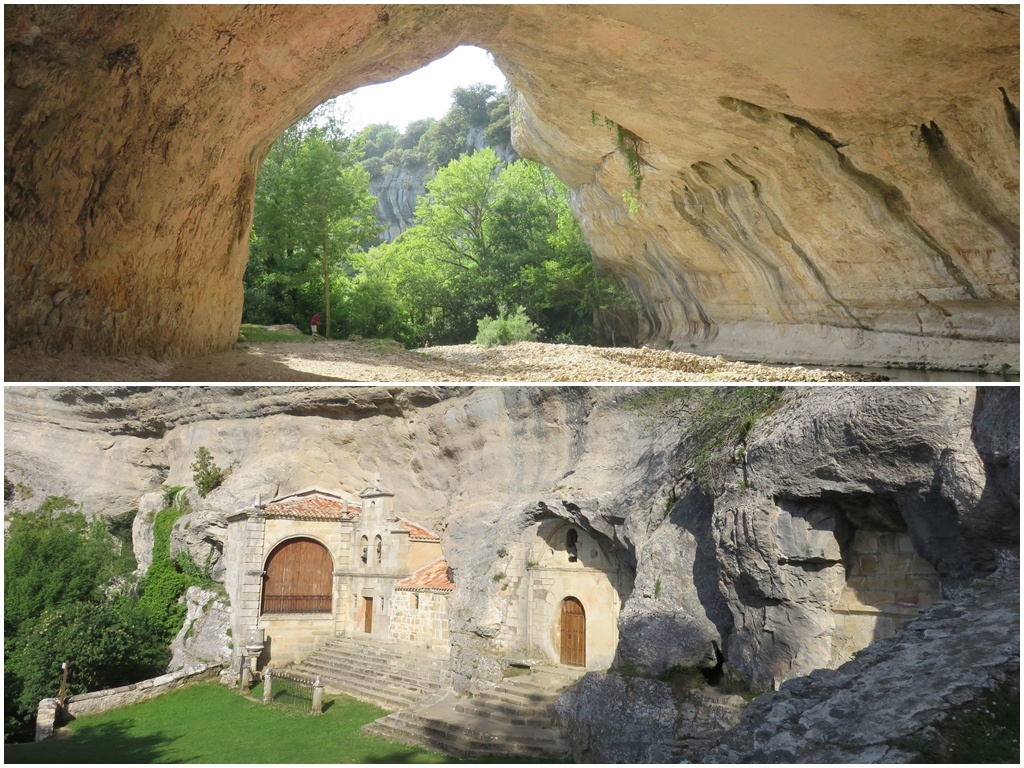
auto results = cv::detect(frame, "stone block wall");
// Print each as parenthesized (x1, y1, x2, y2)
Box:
(258, 615, 338, 667)
(36, 665, 222, 741)
(388, 591, 451, 649)
(831, 530, 942, 664)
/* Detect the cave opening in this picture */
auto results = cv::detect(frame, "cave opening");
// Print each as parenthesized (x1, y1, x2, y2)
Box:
(241, 45, 635, 352)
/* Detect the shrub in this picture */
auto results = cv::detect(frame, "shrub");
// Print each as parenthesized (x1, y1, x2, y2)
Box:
(190, 447, 224, 498)
(474, 305, 542, 348)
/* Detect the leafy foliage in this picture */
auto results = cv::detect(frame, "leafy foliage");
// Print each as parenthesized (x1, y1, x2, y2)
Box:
(3, 499, 165, 743)
(627, 387, 785, 491)
(353, 151, 635, 346)
(244, 105, 380, 336)
(4, 500, 111, 636)
(137, 499, 208, 643)
(475, 305, 541, 347)
(190, 447, 224, 498)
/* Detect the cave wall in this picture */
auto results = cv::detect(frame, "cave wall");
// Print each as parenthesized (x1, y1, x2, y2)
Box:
(5, 385, 1017, 692)
(5, 6, 1018, 368)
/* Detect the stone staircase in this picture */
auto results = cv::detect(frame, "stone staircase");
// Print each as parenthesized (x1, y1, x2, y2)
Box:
(279, 635, 450, 711)
(362, 664, 585, 760)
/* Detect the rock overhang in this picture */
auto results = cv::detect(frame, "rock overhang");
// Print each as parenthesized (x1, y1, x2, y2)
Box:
(4, 5, 1018, 370)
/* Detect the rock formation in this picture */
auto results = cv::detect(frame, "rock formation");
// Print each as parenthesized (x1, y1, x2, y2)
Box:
(3, 385, 1018, 760)
(5, 6, 1018, 370)
(369, 162, 432, 242)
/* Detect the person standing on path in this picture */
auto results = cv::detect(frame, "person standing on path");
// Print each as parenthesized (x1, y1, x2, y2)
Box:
(311, 312, 320, 339)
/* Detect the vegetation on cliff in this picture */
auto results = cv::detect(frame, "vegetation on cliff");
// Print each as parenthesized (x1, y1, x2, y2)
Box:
(3, 491, 208, 743)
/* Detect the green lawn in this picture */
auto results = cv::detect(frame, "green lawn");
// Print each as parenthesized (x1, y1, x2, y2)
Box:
(237, 324, 309, 342)
(5, 682, 450, 764)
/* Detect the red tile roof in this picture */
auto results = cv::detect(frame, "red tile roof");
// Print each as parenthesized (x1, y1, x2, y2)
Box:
(398, 517, 440, 542)
(395, 557, 455, 593)
(264, 495, 359, 521)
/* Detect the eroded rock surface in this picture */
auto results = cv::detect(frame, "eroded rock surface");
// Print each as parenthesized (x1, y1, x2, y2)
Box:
(5, 6, 1018, 369)
(704, 553, 1020, 763)
(168, 586, 233, 674)
(3, 385, 1018, 760)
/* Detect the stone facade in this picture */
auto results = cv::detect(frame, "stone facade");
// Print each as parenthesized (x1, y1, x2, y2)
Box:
(224, 482, 454, 669)
(832, 530, 942, 664)
(498, 518, 633, 671)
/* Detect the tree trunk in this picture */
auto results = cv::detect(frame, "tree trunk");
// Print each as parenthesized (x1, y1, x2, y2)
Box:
(322, 216, 331, 339)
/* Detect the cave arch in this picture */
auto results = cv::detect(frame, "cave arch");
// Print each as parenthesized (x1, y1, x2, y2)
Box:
(5, 5, 1018, 372)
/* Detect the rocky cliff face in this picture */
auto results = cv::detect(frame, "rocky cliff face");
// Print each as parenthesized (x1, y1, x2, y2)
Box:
(4, 386, 1017, 759)
(368, 125, 517, 242)
(5, 6, 1017, 369)
(369, 163, 432, 242)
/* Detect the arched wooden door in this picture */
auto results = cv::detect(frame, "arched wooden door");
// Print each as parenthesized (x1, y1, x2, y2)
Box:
(560, 597, 586, 667)
(261, 538, 332, 614)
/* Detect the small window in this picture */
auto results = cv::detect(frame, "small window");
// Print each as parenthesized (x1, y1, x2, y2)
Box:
(566, 528, 579, 563)
(412, 593, 420, 610)
(375, 535, 383, 566)
(360, 536, 368, 566)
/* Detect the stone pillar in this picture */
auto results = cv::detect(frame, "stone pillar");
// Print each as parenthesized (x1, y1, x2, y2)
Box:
(262, 668, 273, 704)
(240, 659, 252, 695)
(312, 676, 324, 715)
(234, 508, 267, 673)
(336, 518, 355, 637)
(34, 698, 62, 741)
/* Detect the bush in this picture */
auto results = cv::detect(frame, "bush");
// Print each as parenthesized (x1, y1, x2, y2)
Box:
(474, 305, 542, 348)
(190, 447, 224, 498)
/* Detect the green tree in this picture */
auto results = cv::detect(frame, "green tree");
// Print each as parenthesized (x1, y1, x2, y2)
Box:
(191, 446, 224, 498)
(246, 108, 380, 336)
(3, 500, 114, 636)
(3, 498, 168, 743)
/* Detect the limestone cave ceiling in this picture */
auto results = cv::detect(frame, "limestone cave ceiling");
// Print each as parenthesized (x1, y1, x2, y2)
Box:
(4, 5, 1019, 370)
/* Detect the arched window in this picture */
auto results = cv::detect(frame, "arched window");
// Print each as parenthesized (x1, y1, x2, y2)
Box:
(374, 535, 383, 566)
(261, 538, 332, 614)
(566, 528, 579, 563)
(360, 536, 369, 566)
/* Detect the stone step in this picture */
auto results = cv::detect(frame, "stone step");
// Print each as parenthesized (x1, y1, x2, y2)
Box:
(293, 658, 447, 689)
(279, 636, 450, 712)
(452, 701, 555, 729)
(308, 642, 449, 667)
(291, 667, 435, 700)
(363, 710, 568, 760)
(303, 651, 448, 671)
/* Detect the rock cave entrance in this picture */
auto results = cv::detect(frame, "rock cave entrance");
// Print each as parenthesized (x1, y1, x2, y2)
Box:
(5, 6, 1017, 369)
(243, 43, 623, 350)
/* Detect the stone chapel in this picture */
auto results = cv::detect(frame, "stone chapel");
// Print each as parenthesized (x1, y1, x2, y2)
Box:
(223, 479, 454, 669)
(222, 478, 633, 678)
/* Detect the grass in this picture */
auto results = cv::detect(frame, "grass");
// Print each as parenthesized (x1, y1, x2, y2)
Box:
(890, 681, 1019, 762)
(5, 681, 449, 764)
(237, 323, 308, 342)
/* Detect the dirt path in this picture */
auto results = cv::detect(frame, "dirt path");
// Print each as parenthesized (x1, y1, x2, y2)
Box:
(6, 341, 882, 383)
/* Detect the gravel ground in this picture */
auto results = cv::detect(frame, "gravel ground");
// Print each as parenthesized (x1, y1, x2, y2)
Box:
(6, 340, 884, 383)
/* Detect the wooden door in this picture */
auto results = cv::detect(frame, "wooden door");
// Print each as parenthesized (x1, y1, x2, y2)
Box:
(261, 538, 332, 614)
(560, 597, 586, 667)
(363, 597, 374, 633)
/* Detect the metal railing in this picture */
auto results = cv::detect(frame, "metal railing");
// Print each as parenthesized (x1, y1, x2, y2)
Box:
(261, 594, 331, 614)
(262, 669, 323, 715)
